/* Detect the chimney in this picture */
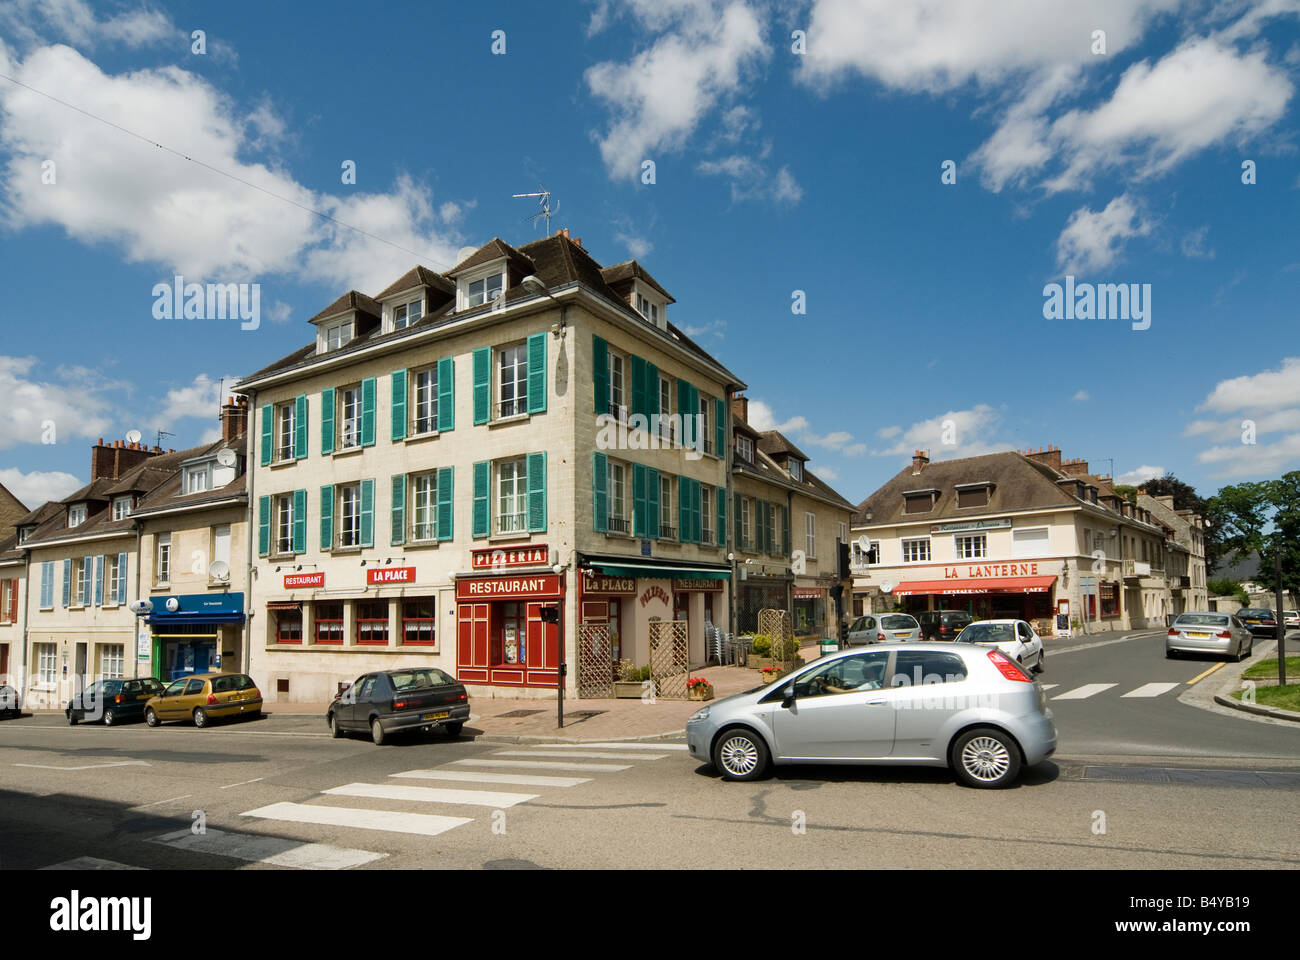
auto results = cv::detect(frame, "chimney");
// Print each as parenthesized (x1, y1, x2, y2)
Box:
(554, 227, 582, 249)
(221, 395, 249, 443)
(1024, 445, 1063, 471)
(90, 436, 159, 480)
(731, 394, 749, 425)
(1060, 457, 1091, 478)
(911, 449, 929, 474)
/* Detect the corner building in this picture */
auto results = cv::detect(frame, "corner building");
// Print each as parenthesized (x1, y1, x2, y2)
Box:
(238, 232, 743, 702)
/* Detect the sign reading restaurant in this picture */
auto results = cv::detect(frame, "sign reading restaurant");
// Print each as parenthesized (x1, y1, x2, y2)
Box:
(284, 572, 325, 588)
(471, 545, 549, 570)
(931, 518, 1013, 534)
(456, 575, 561, 599)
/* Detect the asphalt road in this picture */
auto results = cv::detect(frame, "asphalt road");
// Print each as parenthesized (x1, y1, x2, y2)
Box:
(1, 632, 1296, 870)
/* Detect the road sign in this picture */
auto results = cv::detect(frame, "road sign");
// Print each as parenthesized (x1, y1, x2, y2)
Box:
(1080, 576, 1098, 595)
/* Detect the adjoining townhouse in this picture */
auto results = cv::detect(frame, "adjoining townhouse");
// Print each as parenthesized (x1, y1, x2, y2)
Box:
(850, 447, 1180, 634)
(1137, 491, 1208, 614)
(237, 230, 744, 703)
(0, 480, 31, 683)
(132, 400, 250, 681)
(729, 396, 854, 634)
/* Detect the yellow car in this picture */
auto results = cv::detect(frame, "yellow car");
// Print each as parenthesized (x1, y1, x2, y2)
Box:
(144, 673, 263, 728)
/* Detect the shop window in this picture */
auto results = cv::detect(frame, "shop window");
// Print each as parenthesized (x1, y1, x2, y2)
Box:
(496, 601, 526, 665)
(276, 608, 303, 643)
(402, 599, 436, 646)
(315, 602, 344, 644)
(356, 600, 390, 645)
(1100, 582, 1120, 618)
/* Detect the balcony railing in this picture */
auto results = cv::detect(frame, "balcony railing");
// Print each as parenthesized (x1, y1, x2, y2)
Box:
(701, 527, 712, 544)
(410, 522, 438, 542)
(607, 516, 630, 535)
(497, 398, 527, 419)
(659, 523, 676, 540)
(496, 513, 527, 534)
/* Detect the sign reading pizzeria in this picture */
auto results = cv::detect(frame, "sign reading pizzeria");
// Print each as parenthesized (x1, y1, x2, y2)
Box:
(471, 545, 550, 570)
(456, 575, 561, 600)
(284, 572, 324, 589)
(367, 566, 416, 585)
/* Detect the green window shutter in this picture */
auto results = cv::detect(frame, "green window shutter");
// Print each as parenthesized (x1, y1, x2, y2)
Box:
(437, 467, 454, 541)
(632, 463, 646, 538)
(359, 478, 374, 548)
(260, 404, 273, 466)
(391, 370, 407, 442)
(782, 505, 791, 556)
(677, 379, 691, 448)
(116, 553, 128, 605)
(527, 333, 547, 415)
(679, 475, 690, 543)
(592, 336, 608, 416)
(647, 467, 660, 539)
(390, 475, 405, 546)
(258, 495, 270, 556)
(717, 486, 726, 546)
(472, 347, 491, 424)
(630, 355, 646, 420)
(592, 452, 608, 533)
(292, 489, 307, 554)
(714, 397, 725, 459)
(757, 501, 768, 553)
(527, 452, 546, 532)
(695, 480, 704, 543)
(320, 485, 334, 551)
(294, 394, 308, 459)
(320, 388, 335, 455)
(437, 357, 455, 431)
(645, 362, 659, 424)
(360, 377, 376, 447)
(472, 461, 490, 538)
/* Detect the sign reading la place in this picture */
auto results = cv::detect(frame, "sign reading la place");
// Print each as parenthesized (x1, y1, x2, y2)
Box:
(471, 545, 549, 570)
(367, 566, 416, 585)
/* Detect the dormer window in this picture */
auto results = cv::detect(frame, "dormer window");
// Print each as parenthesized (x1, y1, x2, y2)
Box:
(68, 504, 87, 528)
(184, 464, 212, 494)
(635, 293, 659, 325)
(903, 489, 939, 514)
(393, 298, 423, 330)
(466, 271, 504, 308)
(17, 526, 31, 544)
(955, 482, 993, 509)
(324, 319, 352, 351)
(112, 496, 133, 520)
(736, 435, 754, 463)
(789, 460, 803, 482)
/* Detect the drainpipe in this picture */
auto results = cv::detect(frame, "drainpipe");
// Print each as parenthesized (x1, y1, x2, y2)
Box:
(20, 548, 30, 703)
(725, 388, 736, 641)
(133, 518, 143, 678)
(243, 388, 257, 676)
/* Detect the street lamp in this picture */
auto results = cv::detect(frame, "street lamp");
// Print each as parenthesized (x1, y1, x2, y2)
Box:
(522, 275, 566, 338)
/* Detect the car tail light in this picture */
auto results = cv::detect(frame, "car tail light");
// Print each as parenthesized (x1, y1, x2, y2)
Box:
(206, 694, 217, 705)
(939, 625, 948, 634)
(457, 692, 467, 701)
(393, 700, 409, 710)
(1168, 628, 1178, 636)
(876, 632, 886, 642)
(114, 694, 124, 704)
(1217, 630, 1232, 639)
(988, 649, 1030, 682)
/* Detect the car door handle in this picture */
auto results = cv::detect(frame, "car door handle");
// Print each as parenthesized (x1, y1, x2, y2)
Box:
(866, 700, 886, 706)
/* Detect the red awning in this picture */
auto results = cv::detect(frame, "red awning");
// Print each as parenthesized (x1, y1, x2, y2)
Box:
(892, 576, 1057, 597)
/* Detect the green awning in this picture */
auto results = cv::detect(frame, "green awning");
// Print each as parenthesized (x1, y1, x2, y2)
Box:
(588, 561, 731, 580)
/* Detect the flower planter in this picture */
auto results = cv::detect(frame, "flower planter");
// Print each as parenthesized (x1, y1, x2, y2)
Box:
(614, 681, 645, 699)
(760, 672, 779, 684)
(688, 686, 714, 701)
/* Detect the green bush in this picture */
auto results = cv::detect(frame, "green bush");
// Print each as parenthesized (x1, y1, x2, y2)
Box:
(771, 637, 801, 661)
(751, 634, 772, 656)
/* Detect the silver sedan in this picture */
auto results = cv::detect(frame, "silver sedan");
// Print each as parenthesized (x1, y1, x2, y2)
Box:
(686, 642, 1057, 788)
(1166, 612, 1253, 660)
(845, 613, 923, 645)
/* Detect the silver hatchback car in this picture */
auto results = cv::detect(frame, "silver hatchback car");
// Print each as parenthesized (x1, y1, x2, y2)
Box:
(845, 613, 923, 645)
(686, 643, 1056, 788)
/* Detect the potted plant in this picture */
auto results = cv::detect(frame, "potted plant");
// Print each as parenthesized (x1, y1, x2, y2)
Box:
(760, 665, 781, 684)
(687, 677, 714, 701)
(614, 660, 649, 699)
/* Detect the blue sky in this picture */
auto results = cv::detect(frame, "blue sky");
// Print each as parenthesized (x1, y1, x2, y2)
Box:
(1, 0, 1298, 510)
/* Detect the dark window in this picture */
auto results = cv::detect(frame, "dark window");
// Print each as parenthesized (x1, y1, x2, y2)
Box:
(892, 651, 968, 685)
(315, 602, 344, 644)
(956, 487, 989, 508)
(401, 599, 436, 646)
(184, 679, 205, 695)
(356, 601, 389, 645)
(903, 493, 934, 514)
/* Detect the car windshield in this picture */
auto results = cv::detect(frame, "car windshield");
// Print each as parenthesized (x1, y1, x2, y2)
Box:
(212, 674, 255, 693)
(958, 623, 1015, 645)
(390, 669, 453, 691)
(880, 616, 916, 630)
(1175, 614, 1229, 627)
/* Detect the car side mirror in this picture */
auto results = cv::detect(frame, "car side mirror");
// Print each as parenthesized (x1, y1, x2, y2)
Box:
(781, 683, 796, 705)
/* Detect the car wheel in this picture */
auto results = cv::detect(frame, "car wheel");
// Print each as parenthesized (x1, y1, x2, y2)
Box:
(370, 717, 386, 745)
(67, 711, 78, 726)
(193, 707, 209, 729)
(145, 707, 160, 727)
(1033, 650, 1045, 674)
(712, 728, 769, 781)
(328, 712, 344, 739)
(444, 721, 464, 737)
(951, 727, 1022, 789)
(103, 709, 117, 727)
(1166, 648, 1178, 659)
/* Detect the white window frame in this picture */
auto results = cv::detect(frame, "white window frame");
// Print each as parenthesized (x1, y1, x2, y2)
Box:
(339, 385, 362, 449)
(699, 394, 712, 455)
(338, 483, 361, 548)
(741, 497, 753, 549)
(498, 343, 529, 418)
(412, 366, 438, 435)
(107, 554, 123, 604)
(635, 292, 659, 325)
(660, 474, 674, 540)
(608, 352, 625, 419)
(701, 484, 713, 541)
(37, 643, 57, 686)
(156, 534, 171, 584)
(805, 512, 817, 558)
(411, 472, 438, 541)
(790, 460, 803, 481)
(954, 534, 986, 560)
(101, 644, 124, 679)
(212, 524, 231, 569)
(902, 538, 932, 563)
(736, 435, 753, 463)
(276, 402, 295, 461)
(184, 464, 211, 494)
(658, 375, 673, 440)
(68, 504, 87, 528)
(608, 460, 627, 533)
(275, 495, 294, 555)
(324, 319, 352, 351)
(112, 496, 133, 520)
(464, 268, 505, 309)
(497, 457, 528, 534)
(393, 297, 423, 330)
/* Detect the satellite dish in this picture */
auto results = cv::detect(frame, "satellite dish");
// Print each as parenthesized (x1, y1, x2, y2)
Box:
(455, 245, 479, 266)
(209, 560, 230, 582)
(857, 535, 871, 553)
(880, 580, 894, 594)
(217, 449, 236, 467)
(125, 429, 142, 444)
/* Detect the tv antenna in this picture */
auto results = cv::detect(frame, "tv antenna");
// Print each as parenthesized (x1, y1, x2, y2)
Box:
(156, 430, 174, 449)
(512, 186, 558, 233)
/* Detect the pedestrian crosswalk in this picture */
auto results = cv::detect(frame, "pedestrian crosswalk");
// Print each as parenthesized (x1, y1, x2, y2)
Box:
(1044, 681, 1183, 701)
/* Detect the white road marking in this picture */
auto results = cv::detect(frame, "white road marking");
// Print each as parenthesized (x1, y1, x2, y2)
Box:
(40, 857, 144, 870)
(1121, 682, 1182, 698)
(1052, 683, 1118, 700)
(15, 760, 151, 770)
(392, 769, 592, 788)
(220, 777, 265, 789)
(451, 758, 630, 772)
(149, 828, 385, 869)
(323, 782, 537, 808)
(241, 802, 471, 837)
(1039, 684, 1059, 691)
(128, 795, 192, 810)
(531, 742, 689, 751)
(495, 749, 666, 761)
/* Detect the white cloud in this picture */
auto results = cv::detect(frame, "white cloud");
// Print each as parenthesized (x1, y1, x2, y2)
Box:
(875, 404, 1012, 461)
(1116, 464, 1165, 485)
(615, 230, 653, 259)
(144, 373, 235, 434)
(876, 425, 901, 439)
(0, 467, 82, 507)
(0, 45, 465, 294)
(746, 399, 807, 434)
(1188, 357, 1300, 476)
(1055, 194, 1154, 274)
(1072, 389, 1091, 402)
(1200, 356, 1300, 413)
(679, 319, 726, 340)
(0, 356, 116, 449)
(0, 0, 178, 50)
(1181, 225, 1215, 259)
(585, 1, 769, 181)
(746, 400, 866, 456)
(1197, 431, 1300, 477)
(267, 300, 293, 325)
(697, 154, 803, 205)
(816, 465, 840, 482)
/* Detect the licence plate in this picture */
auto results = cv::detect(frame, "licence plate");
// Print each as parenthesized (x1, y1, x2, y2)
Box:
(894, 632, 910, 638)
(1188, 632, 1209, 638)
(422, 711, 450, 721)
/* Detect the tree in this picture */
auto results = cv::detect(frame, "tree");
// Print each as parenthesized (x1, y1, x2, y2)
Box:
(1208, 473, 1300, 598)
(1206, 577, 1248, 605)
(1141, 473, 1226, 572)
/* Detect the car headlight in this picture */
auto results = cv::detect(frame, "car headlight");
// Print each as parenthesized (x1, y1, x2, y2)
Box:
(689, 707, 710, 721)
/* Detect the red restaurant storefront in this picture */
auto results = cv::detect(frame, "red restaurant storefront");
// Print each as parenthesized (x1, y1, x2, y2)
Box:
(892, 563, 1057, 622)
(455, 571, 562, 689)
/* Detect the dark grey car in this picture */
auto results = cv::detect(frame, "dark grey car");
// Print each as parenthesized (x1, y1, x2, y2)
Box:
(328, 667, 471, 745)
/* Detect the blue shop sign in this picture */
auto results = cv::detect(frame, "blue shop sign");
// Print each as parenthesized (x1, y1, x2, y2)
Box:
(147, 593, 245, 624)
